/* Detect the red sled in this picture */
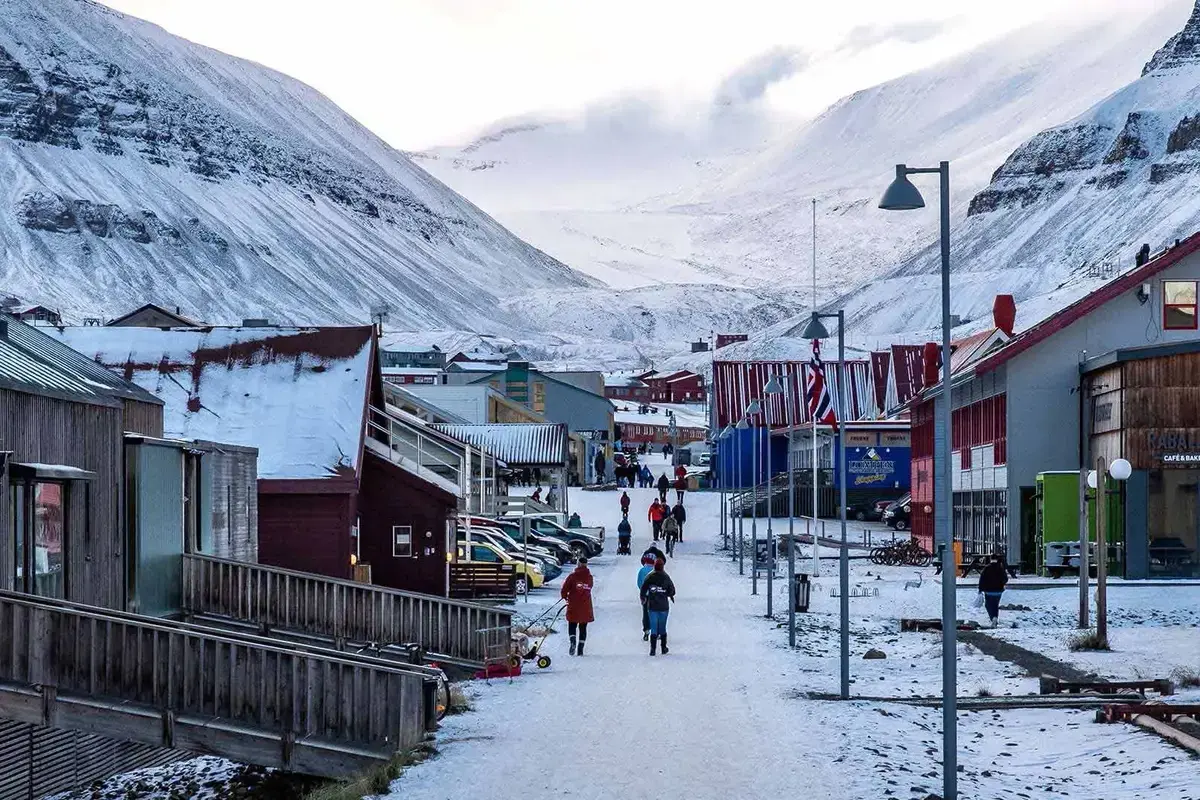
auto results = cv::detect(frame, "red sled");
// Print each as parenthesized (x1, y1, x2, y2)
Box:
(475, 658, 522, 680)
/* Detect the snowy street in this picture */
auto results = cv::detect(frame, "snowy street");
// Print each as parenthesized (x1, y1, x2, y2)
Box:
(391, 462, 1200, 800)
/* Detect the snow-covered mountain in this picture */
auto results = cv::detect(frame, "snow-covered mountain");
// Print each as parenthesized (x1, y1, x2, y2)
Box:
(422, 2, 1193, 340)
(831, 0, 1200, 343)
(0, 0, 592, 329)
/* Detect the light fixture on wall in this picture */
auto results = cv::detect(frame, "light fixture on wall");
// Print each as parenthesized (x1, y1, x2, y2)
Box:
(1137, 283, 1151, 305)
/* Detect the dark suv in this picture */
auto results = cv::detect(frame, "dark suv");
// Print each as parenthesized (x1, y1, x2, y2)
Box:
(882, 495, 911, 530)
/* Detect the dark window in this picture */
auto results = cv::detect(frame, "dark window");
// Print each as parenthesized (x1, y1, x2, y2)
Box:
(11, 481, 67, 598)
(1163, 280, 1198, 330)
(472, 544, 500, 562)
(393, 525, 413, 557)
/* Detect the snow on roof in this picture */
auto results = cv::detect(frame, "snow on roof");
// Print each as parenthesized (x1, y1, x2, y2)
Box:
(603, 373, 647, 388)
(430, 423, 567, 467)
(449, 361, 504, 372)
(382, 366, 444, 376)
(53, 326, 374, 480)
(611, 402, 709, 429)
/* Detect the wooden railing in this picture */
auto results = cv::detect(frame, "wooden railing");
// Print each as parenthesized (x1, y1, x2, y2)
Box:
(0, 591, 431, 778)
(183, 554, 513, 668)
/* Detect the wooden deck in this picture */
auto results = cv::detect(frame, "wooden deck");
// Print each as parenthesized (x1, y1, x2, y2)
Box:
(0, 591, 436, 778)
(183, 554, 513, 668)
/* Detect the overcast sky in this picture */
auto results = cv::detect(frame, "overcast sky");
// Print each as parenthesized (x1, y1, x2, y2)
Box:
(100, 0, 1161, 149)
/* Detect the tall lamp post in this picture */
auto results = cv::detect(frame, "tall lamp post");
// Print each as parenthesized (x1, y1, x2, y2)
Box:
(719, 425, 735, 551)
(879, 160, 955, 800)
(1088, 457, 1131, 642)
(747, 400, 762, 594)
(764, 374, 785, 617)
(736, 416, 749, 573)
(800, 310, 849, 699)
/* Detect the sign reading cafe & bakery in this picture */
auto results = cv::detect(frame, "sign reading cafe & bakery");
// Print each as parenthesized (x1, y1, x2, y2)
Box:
(1147, 430, 1200, 464)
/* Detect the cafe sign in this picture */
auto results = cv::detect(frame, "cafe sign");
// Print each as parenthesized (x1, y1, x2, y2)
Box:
(1147, 430, 1200, 465)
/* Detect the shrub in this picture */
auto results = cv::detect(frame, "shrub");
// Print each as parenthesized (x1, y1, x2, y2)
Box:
(1170, 666, 1200, 689)
(1067, 630, 1110, 652)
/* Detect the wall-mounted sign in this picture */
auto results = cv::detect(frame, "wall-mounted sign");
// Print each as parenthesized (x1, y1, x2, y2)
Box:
(845, 446, 911, 488)
(1147, 430, 1200, 465)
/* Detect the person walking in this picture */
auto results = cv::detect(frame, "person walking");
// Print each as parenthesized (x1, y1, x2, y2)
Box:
(620, 491, 631, 517)
(545, 483, 559, 509)
(567, 511, 582, 528)
(978, 554, 1008, 628)
(639, 464, 651, 488)
(671, 502, 686, 542)
(562, 558, 595, 655)
(648, 499, 666, 541)
(637, 554, 655, 640)
(593, 450, 607, 485)
(617, 516, 633, 555)
(656, 473, 670, 503)
(641, 542, 666, 563)
(640, 558, 676, 655)
(662, 513, 680, 557)
(531, 487, 542, 503)
(674, 464, 687, 504)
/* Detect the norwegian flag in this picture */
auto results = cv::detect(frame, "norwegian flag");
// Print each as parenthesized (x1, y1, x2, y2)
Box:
(806, 339, 838, 427)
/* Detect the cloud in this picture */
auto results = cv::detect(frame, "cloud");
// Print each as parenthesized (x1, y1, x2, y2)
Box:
(839, 20, 949, 54)
(713, 47, 810, 107)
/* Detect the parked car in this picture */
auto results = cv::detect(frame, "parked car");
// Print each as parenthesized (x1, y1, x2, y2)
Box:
(846, 500, 885, 522)
(455, 541, 544, 595)
(457, 529, 562, 581)
(464, 516, 576, 564)
(696, 452, 712, 468)
(527, 518, 605, 560)
(882, 495, 912, 531)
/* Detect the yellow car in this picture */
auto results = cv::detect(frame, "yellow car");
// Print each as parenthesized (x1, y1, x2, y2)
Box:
(456, 541, 544, 594)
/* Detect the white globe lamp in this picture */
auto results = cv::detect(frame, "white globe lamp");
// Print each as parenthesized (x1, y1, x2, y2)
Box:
(1109, 458, 1133, 481)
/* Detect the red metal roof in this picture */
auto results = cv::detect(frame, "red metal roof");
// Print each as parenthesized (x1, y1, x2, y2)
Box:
(973, 231, 1200, 376)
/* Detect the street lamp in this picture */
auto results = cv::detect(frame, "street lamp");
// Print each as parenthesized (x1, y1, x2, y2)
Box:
(764, 374, 785, 617)
(736, 416, 749, 574)
(747, 400, 762, 594)
(1092, 457, 1131, 641)
(719, 425, 735, 551)
(801, 310, 850, 700)
(880, 160, 955, 800)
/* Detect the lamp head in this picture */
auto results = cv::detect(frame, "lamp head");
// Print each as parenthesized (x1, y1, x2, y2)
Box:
(720, 424, 735, 439)
(746, 399, 762, 415)
(763, 375, 784, 395)
(800, 312, 830, 340)
(1109, 458, 1133, 481)
(879, 164, 926, 211)
(1086, 470, 1098, 490)
(735, 417, 749, 430)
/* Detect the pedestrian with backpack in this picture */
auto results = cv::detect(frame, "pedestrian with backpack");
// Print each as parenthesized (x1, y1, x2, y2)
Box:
(561, 558, 594, 656)
(640, 558, 676, 655)
(637, 553, 655, 640)
(662, 514, 680, 557)
(656, 473, 670, 503)
(671, 502, 686, 542)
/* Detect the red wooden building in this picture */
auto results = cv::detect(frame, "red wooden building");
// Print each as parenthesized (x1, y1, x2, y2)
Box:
(641, 370, 707, 403)
(58, 325, 462, 596)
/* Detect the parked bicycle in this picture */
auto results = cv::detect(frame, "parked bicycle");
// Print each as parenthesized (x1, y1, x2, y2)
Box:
(870, 539, 933, 567)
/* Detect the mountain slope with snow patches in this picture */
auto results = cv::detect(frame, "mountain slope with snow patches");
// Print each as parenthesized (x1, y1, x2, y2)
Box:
(828, 0, 1200, 344)
(0, 0, 592, 329)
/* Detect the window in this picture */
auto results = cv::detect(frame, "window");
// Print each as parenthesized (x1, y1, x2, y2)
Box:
(392, 525, 413, 557)
(472, 544, 500, 562)
(11, 482, 67, 598)
(1163, 280, 1198, 330)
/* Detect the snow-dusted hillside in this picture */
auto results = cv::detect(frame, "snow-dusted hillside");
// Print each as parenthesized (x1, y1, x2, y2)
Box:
(422, 2, 1191, 326)
(0, 0, 592, 329)
(830, 0, 1200, 343)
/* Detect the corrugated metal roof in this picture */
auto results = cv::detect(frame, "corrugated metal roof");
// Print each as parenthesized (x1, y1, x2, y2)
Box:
(0, 316, 161, 407)
(430, 423, 567, 467)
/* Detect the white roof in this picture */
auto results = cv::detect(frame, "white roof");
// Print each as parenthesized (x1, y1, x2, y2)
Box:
(450, 361, 503, 372)
(55, 326, 374, 480)
(603, 373, 647, 388)
(382, 366, 444, 376)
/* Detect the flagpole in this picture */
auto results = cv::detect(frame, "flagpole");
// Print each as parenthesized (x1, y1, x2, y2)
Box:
(811, 198, 820, 578)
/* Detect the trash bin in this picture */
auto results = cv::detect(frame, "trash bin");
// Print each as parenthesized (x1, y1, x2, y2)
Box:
(793, 573, 811, 613)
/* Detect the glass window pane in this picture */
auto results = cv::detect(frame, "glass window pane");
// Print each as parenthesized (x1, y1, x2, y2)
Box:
(34, 483, 65, 599)
(1164, 281, 1198, 305)
(1165, 305, 1197, 329)
(12, 485, 24, 588)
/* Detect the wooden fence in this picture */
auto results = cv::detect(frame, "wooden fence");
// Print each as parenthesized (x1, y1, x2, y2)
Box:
(0, 591, 431, 778)
(183, 554, 512, 668)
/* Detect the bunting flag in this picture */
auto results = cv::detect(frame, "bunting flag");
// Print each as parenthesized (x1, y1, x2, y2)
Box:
(806, 339, 838, 427)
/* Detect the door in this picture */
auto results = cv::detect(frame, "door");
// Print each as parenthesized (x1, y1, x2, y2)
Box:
(1020, 486, 1037, 573)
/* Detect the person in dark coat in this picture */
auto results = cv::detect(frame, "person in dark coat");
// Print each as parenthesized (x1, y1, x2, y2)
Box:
(640, 558, 676, 655)
(656, 473, 670, 503)
(593, 451, 606, 485)
(617, 516, 633, 555)
(978, 554, 1009, 628)
(620, 491, 631, 516)
(671, 502, 686, 542)
(562, 559, 595, 655)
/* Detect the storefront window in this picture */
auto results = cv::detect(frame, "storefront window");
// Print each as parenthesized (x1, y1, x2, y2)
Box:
(1163, 280, 1198, 330)
(1147, 470, 1199, 576)
(33, 483, 66, 598)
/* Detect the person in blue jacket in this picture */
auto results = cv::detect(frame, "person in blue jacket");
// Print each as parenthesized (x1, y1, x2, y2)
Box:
(637, 554, 656, 641)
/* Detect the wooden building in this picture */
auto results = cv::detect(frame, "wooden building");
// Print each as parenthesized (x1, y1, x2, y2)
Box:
(106, 303, 201, 328)
(57, 325, 464, 595)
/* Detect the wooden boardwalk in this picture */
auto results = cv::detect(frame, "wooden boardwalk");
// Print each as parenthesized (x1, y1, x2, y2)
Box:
(0, 591, 438, 778)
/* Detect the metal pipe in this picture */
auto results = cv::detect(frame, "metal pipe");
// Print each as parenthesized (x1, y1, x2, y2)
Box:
(837, 310, 850, 700)
(937, 160, 957, 800)
(767, 389, 774, 616)
(1096, 456, 1108, 642)
(752, 416, 759, 594)
(738, 429, 745, 573)
(788, 382, 796, 645)
(1078, 390, 1091, 628)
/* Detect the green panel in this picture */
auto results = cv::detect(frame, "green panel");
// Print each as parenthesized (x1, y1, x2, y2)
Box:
(1036, 471, 1126, 576)
(133, 445, 184, 617)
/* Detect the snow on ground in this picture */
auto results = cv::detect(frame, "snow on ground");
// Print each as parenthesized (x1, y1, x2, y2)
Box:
(385, 454, 1200, 800)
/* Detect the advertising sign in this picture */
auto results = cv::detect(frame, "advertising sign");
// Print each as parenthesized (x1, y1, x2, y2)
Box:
(844, 445, 911, 489)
